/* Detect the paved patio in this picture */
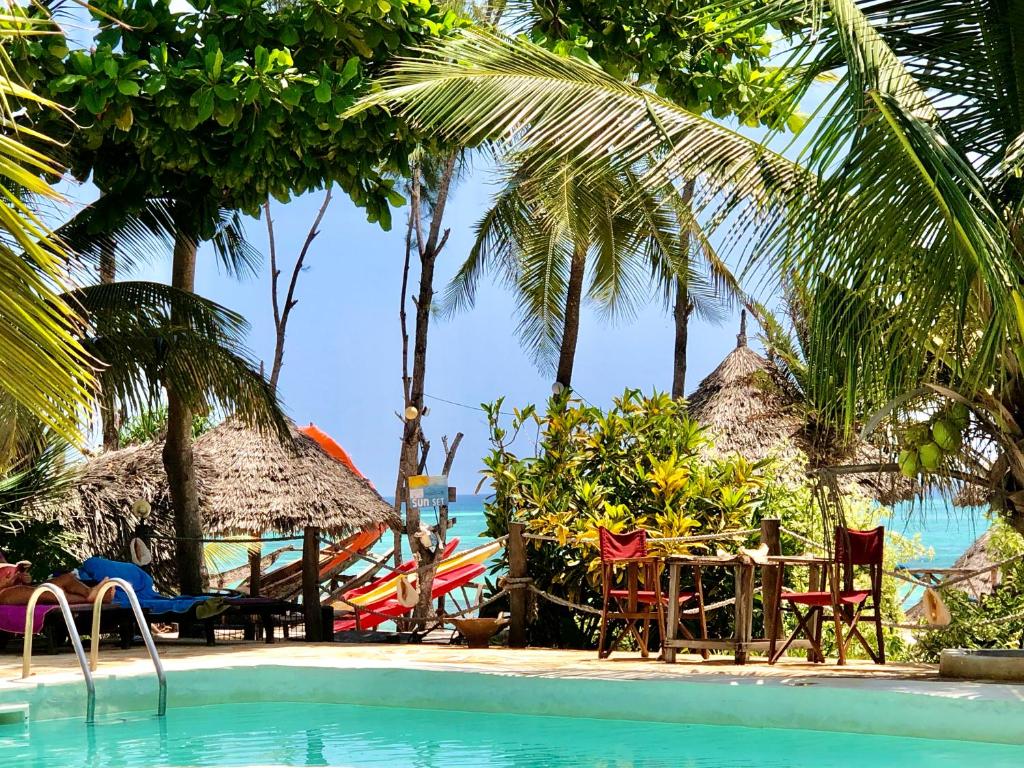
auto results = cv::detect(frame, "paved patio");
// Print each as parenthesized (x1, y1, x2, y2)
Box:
(1, 640, 943, 689)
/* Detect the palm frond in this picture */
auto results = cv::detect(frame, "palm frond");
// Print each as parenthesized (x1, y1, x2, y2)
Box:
(0, 14, 93, 446)
(74, 281, 287, 439)
(347, 29, 809, 213)
(56, 195, 261, 281)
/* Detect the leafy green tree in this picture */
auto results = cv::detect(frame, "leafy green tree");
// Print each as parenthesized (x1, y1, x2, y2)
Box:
(29, 0, 461, 591)
(521, 0, 800, 128)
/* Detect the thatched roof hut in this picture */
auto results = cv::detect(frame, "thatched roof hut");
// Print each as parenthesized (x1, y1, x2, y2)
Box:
(41, 420, 396, 586)
(906, 530, 1002, 620)
(688, 315, 912, 504)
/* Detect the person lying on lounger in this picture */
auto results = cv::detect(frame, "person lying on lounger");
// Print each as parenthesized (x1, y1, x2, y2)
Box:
(0, 558, 112, 605)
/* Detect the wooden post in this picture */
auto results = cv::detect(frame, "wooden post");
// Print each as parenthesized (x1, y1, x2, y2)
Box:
(248, 530, 262, 597)
(302, 526, 323, 642)
(734, 562, 755, 664)
(663, 561, 681, 663)
(508, 522, 528, 648)
(808, 562, 824, 663)
(760, 518, 782, 640)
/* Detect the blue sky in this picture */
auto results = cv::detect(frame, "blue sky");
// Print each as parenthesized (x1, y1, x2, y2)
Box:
(115, 168, 751, 493)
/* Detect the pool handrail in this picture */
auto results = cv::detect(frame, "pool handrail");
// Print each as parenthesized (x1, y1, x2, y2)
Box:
(90, 577, 167, 717)
(22, 583, 97, 723)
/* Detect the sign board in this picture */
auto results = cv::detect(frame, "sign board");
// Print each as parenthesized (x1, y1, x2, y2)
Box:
(407, 474, 449, 509)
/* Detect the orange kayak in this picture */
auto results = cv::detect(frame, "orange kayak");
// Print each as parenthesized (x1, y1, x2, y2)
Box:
(299, 423, 370, 485)
(258, 526, 384, 599)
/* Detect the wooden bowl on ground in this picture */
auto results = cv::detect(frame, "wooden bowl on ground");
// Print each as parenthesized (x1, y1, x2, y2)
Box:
(451, 617, 509, 649)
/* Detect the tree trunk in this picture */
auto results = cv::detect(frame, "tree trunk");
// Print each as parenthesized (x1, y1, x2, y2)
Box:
(672, 279, 692, 400)
(99, 240, 120, 451)
(401, 209, 438, 624)
(162, 228, 205, 596)
(672, 179, 696, 400)
(556, 243, 587, 389)
(412, 434, 462, 620)
(392, 152, 458, 624)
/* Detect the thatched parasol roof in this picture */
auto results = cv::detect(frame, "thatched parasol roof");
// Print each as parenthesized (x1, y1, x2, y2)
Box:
(40, 420, 396, 585)
(688, 315, 913, 504)
(907, 530, 1000, 620)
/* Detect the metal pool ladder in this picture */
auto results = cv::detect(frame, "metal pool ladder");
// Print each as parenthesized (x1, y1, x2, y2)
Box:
(22, 579, 167, 724)
(90, 578, 167, 720)
(22, 583, 96, 722)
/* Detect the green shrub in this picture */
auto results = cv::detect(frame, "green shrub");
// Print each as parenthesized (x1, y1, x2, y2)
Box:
(480, 389, 918, 654)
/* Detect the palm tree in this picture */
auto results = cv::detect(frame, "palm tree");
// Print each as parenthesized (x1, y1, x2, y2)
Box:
(54, 195, 260, 452)
(0, 279, 286, 580)
(444, 155, 742, 391)
(55, 192, 266, 592)
(347, 11, 1024, 531)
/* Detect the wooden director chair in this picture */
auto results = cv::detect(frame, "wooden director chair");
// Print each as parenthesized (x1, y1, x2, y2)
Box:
(769, 526, 886, 665)
(597, 527, 706, 659)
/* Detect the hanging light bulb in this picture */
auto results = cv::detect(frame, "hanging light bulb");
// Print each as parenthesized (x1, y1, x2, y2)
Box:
(551, 381, 565, 395)
(404, 405, 419, 421)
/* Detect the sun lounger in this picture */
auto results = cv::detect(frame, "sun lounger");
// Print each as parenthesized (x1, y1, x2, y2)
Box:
(253, 526, 384, 600)
(0, 602, 137, 652)
(78, 557, 302, 645)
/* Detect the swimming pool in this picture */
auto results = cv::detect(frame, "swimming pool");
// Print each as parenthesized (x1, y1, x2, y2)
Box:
(1, 664, 1022, 766)
(3, 699, 1023, 767)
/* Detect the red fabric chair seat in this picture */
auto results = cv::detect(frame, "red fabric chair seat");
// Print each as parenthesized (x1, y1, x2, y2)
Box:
(781, 590, 870, 607)
(609, 589, 697, 605)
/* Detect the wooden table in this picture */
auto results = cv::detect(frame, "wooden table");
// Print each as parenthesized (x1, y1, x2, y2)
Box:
(662, 554, 832, 664)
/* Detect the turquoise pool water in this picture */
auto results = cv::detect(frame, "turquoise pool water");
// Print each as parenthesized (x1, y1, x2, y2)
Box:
(2, 700, 1021, 767)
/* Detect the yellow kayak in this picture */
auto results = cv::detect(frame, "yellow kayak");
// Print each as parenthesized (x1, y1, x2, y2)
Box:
(336, 540, 501, 609)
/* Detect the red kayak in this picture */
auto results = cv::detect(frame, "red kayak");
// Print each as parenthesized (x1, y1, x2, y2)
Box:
(343, 538, 459, 603)
(334, 561, 486, 632)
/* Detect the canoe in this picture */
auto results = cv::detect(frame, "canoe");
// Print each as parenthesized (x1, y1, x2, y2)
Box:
(340, 538, 459, 607)
(258, 525, 384, 599)
(334, 561, 488, 632)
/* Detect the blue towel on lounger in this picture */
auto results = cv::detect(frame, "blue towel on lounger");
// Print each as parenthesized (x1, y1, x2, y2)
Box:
(78, 557, 208, 614)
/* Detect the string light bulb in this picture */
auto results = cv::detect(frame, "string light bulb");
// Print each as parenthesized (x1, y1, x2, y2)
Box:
(404, 405, 419, 421)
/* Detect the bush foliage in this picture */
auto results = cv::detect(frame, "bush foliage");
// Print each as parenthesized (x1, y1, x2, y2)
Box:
(481, 390, 916, 651)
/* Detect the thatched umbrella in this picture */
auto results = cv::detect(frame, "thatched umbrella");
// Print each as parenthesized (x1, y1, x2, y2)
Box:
(687, 314, 912, 505)
(42, 419, 395, 636)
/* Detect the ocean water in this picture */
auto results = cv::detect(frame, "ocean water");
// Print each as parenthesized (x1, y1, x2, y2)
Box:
(221, 494, 987, 579)
(888, 497, 990, 570)
(4, 700, 1021, 767)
